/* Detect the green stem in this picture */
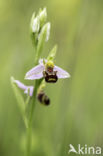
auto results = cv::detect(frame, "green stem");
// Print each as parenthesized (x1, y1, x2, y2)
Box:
(26, 22, 46, 156)
(26, 80, 38, 156)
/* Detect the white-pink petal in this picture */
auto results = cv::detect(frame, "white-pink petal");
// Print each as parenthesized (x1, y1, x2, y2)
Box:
(54, 65, 70, 79)
(25, 64, 44, 80)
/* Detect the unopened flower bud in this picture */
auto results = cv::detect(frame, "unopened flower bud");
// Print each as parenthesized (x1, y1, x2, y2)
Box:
(38, 22, 51, 42)
(30, 12, 40, 33)
(46, 22, 51, 42)
(39, 8, 47, 28)
(32, 17, 40, 33)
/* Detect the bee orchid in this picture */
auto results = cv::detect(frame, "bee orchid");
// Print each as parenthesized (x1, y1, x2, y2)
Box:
(25, 59, 70, 83)
(13, 79, 34, 96)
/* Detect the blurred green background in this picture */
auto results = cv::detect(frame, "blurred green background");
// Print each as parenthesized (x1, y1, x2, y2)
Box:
(0, 0, 103, 155)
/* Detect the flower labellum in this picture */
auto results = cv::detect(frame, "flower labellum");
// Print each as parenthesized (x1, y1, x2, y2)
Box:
(25, 59, 70, 83)
(13, 79, 34, 96)
(43, 60, 58, 83)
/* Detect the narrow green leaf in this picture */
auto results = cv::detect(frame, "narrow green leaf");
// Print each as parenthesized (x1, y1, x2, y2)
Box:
(10, 77, 28, 128)
(11, 77, 25, 112)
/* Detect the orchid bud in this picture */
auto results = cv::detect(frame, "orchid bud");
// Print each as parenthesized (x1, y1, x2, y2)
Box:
(38, 8, 47, 28)
(45, 22, 51, 42)
(30, 12, 40, 33)
(38, 22, 51, 42)
(30, 13, 40, 46)
(32, 18, 40, 33)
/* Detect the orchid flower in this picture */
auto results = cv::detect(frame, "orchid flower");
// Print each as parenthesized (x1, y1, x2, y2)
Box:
(25, 59, 70, 83)
(13, 79, 34, 96)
